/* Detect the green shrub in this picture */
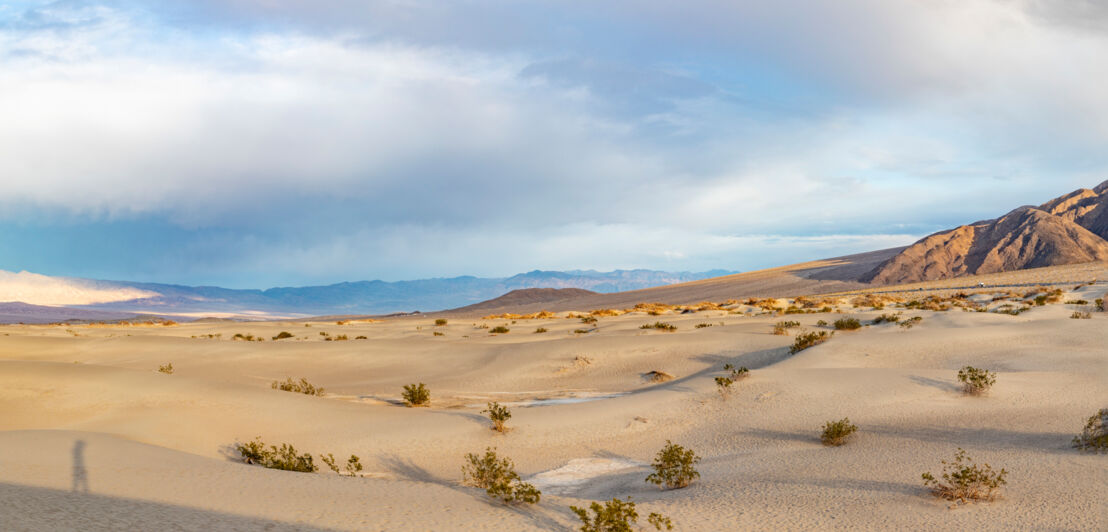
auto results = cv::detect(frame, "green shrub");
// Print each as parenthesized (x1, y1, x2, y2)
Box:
(790, 330, 833, 354)
(1096, 298, 1104, 311)
(772, 320, 800, 335)
(820, 418, 858, 446)
(714, 363, 749, 398)
(461, 448, 540, 504)
(235, 438, 317, 473)
(921, 448, 1007, 503)
(483, 402, 512, 432)
(1072, 408, 1108, 453)
(816, 319, 828, 327)
(646, 440, 700, 490)
(490, 326, 510, 334)
(157, 362, 174, 375)
(320, 453, 363, 476)
(833, 318, 862, 330)
(640, 322, 677, 332)
(402, 382, 430, 407)
(534, 327, 548, 333)
(571, 497, 673, 531)
(272, 331, 294, 340)
(271, 377, 324, 396)
(957, 366, 996, 396)
(435, 318, 448, 326)
(355, 335, 367, 340)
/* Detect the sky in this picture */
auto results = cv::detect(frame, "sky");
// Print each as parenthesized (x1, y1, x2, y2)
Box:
(1, 0, 1107, 288)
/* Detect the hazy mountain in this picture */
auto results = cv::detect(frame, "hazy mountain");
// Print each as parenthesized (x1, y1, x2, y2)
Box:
(0, 269, 736, 318)
(862, 180, 1108, 284)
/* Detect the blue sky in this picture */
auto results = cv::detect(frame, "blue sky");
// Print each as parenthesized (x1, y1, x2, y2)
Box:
(2, 1, 1106, 288)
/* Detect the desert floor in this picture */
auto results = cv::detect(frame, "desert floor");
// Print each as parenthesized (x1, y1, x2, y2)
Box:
(0, 284, 1106, 531)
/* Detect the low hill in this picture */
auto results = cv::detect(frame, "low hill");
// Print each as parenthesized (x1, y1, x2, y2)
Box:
(447, 288, 596, 313)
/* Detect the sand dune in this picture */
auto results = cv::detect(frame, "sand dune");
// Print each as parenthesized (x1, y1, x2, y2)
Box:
(1, 278, 1105, 530)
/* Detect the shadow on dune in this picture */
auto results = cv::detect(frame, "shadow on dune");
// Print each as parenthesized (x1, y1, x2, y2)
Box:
(908, 375, 962, 393)
(767, 476, 924, 497)
(639, 347, 790, 395)
(741, 428, 819, 444)
(379, 454, 567, 530)
(865, 424, 1076, 454)
(0, 481, 339, 531)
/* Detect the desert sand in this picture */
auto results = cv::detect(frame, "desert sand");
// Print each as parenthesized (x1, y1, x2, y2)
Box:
(1, 275, 1106, 530)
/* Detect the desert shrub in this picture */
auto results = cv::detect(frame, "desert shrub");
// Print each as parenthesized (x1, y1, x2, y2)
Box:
(820, 418, 858, 446)
(899, 316, 923, 329)
(435, 318, 448, 326)
(957, 366, 996, 395)
(271, 377, 324, 396)
(534, 327, 548, 333)
(646, 441, 700, 490)
(816, 319, 828, 327)
(714, 363, 749, 398)
(355, 335, 367, 339)
(1096, 298, 1105, 311)
(433, 331, 445, 336)
(489, 326, 510, 334)
(235, 438, 317, 473)
(640, 322, 677, 332)
(790, 330, 833, 354)
(334, 334, 348, 341)
(321, 453, 363, 476)
(1071, 311, 1091, 319)
(833, 318, 862, 330)
(573, 328, 592, 334)
(872, 313, 900, 324)
(921, 448, 1007, 503)
(232, 333, 261, 341)
(1072, 408, 1108, 453)
(402, 382, 430, 406)
(580, 316, 598, 325)
(1065, 299, 1089, 305)
(319, 331, 329, 337)
(483, 401, 512, 432)
(772, 320, 800, 335)
(461, 448, 540, 504)
(571, 497, 673, 531)
(695, 322, 713, 329)
(157, 362, 174, 374)
(272, 331, 294, 340)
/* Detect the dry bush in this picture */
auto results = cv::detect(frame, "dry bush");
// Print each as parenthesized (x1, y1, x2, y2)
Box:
(590, 308, 624, 317)
(1072, 408, 1108, 453)
(320, 453, 363, 476)
(640, 322, 677, 332)
(571, 497, 673, 531)
(157, 362, 174, 375)
(695, 322, 713, 329)
(580, 316, 598, 324)
(402, 383, 430, 407)
(272, 331, 294, 340)
(921, 448, 1007, 503)
(790, 330, 833, 354)
(820, 418, 858, 446)
(1096, 298, 1105, 311)
(433, 331, 445, 336)
(1071, 311, 1092, 319)
(235, 438, 317, 473)
(489, 326, 510, 334)
(714, 363, 749, 398)
(833, 318, 862, 330)
(646, 441, 700, 490)
(872, 313, 901, 324)
(533, 327, 549, 334)
(482, 402, 512, 432)
(434, 318, 448, 326)
(645, 370, 674, 383)
(899, 316, 923, 329)
(957, 366, 996, 395)
(772, 320, 800, 335)
(271, 377, 324, 396)
(461, 448, 540, 504)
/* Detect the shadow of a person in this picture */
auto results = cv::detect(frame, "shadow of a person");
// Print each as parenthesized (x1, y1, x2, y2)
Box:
(72, 440, 89, 493)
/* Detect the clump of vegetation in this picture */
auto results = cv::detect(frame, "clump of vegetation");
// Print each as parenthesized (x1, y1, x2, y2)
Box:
(580, 316, 598, 325)
(402, 382, 430, 407)
(320, 453, 363, 476)
(772, 320, 800, 335)
(235, 438, 318, 473)
(489, 326, 510, 334)
(790, 330, 833, 354)
(571, 497, 673, 531)
(714, 363, 749, 398)
(1096, 298, 1105, 311)
(872, 313, 901, 324)
(921, 448, 1007, 504)
(815, 319, 828, 327)
(157, 362, 174, 375)
(272, 331, 294, 340)
(957, 366, 996, 396)
(534, 327, 548, 333)
(645, 370, 674, 383)
(355, 335, 367, 340)
(833, 317, 862, 330)
(646, 440, 700, 490)
(1071, 311, 1092, 319)
(1071, 408, 1108, 453)
(640, 322, 677, 332)
(271, 377, 324, 396)
(483, 402, 512, 432)
(820, 418, 858, 446)
(232, 333, 262, 342)
(573, 328, 592, 334)
(461, 448, 541, 504)
(434, 318, 448, 326)
(695, 322, 713, 329)
(433, 331, 445, 336)
(899, 316, 923, 329)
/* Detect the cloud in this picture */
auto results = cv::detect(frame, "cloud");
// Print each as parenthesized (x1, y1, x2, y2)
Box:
(0, 270, 159, 305)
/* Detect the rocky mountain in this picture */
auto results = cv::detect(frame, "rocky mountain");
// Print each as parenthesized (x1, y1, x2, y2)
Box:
(862, 181, 1108, 284)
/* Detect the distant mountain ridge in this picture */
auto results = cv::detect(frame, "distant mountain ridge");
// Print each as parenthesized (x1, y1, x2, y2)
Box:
(862, 180, 1108, 284)
(0, 268, 736, 318)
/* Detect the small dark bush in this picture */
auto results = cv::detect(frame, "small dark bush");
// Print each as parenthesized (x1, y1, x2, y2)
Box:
(772, 320, 800, 335)
(957, 366, 996, 395)
(433, 331, 445, 336)
(490, 326, 510, 334)
(355, 335, 367, 339)
(640, 322, 677, 332)
(461, 448, 540, 504)
(833, 318, 862, 330)
(1071, 311, 1091, 319)
(534, 327, 548, 333)
(271, 377, 324, 396)
(816, 319, 828, 326)
(646, 440, 700, 490)
(402, 382, 430, 407)
(694, 322, 713, 329)
(899, 316, 923, 329)
(714, 363, 750, 398)
(1072, 408, 1108, 453)
(580, 316, 598, 324)
(790, 330, 833, 354)
(321, 453, 363, 476)
(157, 362, 174, 374)
(573, 328, 592, 334)
(434, 318, 448, 326)
(571, 497, 673, 531)
(483, 401, 512, 432)
(872, 313, 900, 324)
(235, 438, 317, 473)
(820, 418, 858, 446)
(272, 331, 294, 340)
(1096, 298, 1104, 311)
(921, 448, 1007, 503)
